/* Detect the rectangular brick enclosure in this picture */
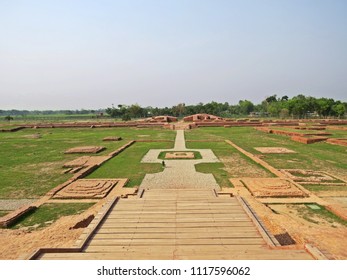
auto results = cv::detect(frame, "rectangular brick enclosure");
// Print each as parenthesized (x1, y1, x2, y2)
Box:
(254, 147, 296, 154)
(240, 178, 306, 198)
(165, 152, 195, 159)
(64, 146, 106, 154)
(63, 156, 111, 167)
(53, 179, 120, 199)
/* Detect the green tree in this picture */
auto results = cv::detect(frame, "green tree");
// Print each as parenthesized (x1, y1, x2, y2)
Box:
(128, 104, 144, 118)
(172, 103, 186, 117)
(332, 103, 345, 118)
(279, 108, 289, 119)
(4, 115, 13, 122)
(238, 100, 254, 115)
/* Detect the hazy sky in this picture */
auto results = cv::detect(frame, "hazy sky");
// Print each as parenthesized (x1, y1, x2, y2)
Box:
(0, 0, 346, 110)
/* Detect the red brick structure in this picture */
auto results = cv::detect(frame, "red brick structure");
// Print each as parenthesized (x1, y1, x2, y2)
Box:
(183, 113, 223, 122)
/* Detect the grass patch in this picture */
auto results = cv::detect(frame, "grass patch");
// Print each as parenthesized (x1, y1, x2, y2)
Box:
(158, 151, 202, 160)
(0, 210, 10, 218)
(186, 127, 347, 178)
(186, 140, 274, 178)
(87, 142, 173, 187)
(295, 203, 347, 226)
(302, 184, 347, 192)
(9, 203, 94, 229)
(195, 162, 232, 188)
(0, 127, 175, 198)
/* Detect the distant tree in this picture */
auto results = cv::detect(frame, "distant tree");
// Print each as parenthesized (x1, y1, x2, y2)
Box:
(281, 95, 289, 101)
(265, 95, 277, 103)
(279, 108, 289, 119)
(238, 100, 254, 115)
(4, 115, 13, 121)
(315, 98, 334, 117)
(268, 102, 281, 117)
(128, 104, 144, 118)
(172, 103, 186, 117)
(122, 113, 131, 121)
(332, 103, 345, 118)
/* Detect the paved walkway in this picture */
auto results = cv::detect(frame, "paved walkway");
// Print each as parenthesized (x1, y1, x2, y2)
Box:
(140, 130, 220, 190)
(0, 199, 36, 211)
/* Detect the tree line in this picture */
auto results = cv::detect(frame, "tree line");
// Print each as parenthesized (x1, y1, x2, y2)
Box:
(2, 94, 346, 121)
(105, 94, 346, 120)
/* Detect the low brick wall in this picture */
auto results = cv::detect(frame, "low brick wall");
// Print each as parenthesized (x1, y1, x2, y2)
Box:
(326, 138, 347, 147)
(0, 126, 25, 132)
(108, 140, 135, 157)
(195, 122, 263, 127)
(0, 206, 36, 228)
(291, 136, 328, 144)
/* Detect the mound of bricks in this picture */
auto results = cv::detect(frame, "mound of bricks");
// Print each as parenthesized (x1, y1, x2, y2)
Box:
(165, 152, 195, 159)
(53, 179, 120, 199)
(102, 136, 122, 141)
(326, 138, 347, 147)
(254, 147, 296, 154)
(64, 146, 106, 154)
(240, 178, 306, 198)
(291, 136, 328, 144)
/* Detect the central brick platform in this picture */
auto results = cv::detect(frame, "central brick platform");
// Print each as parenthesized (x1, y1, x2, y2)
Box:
(165, 152, 195, 159)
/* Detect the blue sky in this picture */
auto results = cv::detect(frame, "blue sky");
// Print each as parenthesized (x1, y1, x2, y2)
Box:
(0, 0, 346, 109)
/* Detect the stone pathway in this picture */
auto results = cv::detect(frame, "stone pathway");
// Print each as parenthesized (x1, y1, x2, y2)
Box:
(140, 130, 220, 190)
(0, 199, 36, 211)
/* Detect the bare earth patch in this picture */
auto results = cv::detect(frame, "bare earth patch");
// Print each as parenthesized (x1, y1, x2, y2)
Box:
(64, 146, 105, 154)
(254, 147, 296, 154)
(220, 155, 271, 178)
(266, 203, 347, 259)
(165, 152, 195, 159)
(0, 202, 103, 259)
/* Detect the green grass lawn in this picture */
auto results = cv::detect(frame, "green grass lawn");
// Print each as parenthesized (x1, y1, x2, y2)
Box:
(9, 203, 94, 229)
(256, 125, 346, 139)
(87, 142, 173, 187)
(302, 184, 347, 192)
(0, 127, 175, 198)
(296, 204, 347, 226)
(186, 127, 347, 178)
(185, 140, 274, 188)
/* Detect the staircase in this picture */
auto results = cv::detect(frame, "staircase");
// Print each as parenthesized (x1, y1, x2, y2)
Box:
(37, 189, 313, 260)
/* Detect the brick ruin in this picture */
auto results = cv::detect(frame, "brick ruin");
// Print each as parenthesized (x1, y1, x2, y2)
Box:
(164, 152, 195, 159)
(183, 113, 224, 122)
(254, 147, 296, 154)
(280, 169, 346, 185)
(238, 178, 307, 198)
(64, 146, 106, 154)
(53, 179, 120, 199)
(102, 136, 122, 141)
(326, 138, 347, 147)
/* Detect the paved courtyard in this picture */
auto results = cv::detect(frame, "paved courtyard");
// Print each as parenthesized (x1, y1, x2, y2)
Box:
(140, 130, 220, 190)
